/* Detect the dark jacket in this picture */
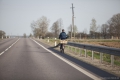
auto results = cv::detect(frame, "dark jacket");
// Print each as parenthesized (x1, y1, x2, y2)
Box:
(59, 32, 67, 40)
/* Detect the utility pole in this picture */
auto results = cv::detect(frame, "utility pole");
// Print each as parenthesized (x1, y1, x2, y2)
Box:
(71, 3, 75, 39)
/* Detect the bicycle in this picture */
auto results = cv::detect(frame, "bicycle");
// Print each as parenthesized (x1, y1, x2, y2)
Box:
(60, 40, 67, 53)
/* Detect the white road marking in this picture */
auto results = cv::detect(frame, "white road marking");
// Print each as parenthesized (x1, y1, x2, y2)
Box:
(0, 38, 20, 56)
(5, 48, 8, 51)
(9, 46, 11, 48)
(0, 51, 4, 55)
(32, 39, 101, 80)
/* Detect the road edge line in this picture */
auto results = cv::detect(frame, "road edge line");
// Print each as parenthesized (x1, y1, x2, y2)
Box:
(32, 39, 101, 80)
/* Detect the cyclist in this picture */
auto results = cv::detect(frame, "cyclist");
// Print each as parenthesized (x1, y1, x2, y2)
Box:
(59, 29, 67, 51)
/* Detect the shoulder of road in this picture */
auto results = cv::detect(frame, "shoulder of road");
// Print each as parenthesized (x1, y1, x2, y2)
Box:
(34, 38, 120, 77)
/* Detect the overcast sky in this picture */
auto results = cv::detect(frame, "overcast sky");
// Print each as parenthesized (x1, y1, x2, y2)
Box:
(0, 0, 120, 36)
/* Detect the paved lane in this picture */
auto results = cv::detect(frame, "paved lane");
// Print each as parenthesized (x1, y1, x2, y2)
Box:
(0, 38, 19, 53)
(0, 38, 96, 80)
(0, 38, 17, 45)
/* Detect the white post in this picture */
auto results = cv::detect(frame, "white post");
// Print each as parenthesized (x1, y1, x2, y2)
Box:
(79, 48, 82, 57)
(92, 50, 94, 60)
(100, 53, 103, 63)
(85, 49, 87, 58)
(111, 36, 113, 39)
(67, 45, 69, 51)
(74, 47, 76, 54)
(71, 46, 73, 52)
(69, 46, 71, 52)
(48, 37, 49, 42)
(55, 38, 56, 46)
(111, 55, 114, 67)
(68, 46, 70, 51)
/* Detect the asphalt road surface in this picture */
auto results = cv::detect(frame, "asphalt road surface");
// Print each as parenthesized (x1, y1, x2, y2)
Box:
(0, 38, 119, 80)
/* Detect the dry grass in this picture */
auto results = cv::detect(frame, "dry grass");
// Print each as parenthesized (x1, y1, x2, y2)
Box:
(67, 39, 120, 48)
(82, 42, 120, 48)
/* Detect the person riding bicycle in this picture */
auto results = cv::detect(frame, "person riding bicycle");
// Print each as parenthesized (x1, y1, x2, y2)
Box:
(59, 29, 67, 51)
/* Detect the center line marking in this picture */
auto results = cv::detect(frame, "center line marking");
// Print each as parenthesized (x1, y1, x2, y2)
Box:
(5, 48, 8, 51)
(0, 38, 20, 56)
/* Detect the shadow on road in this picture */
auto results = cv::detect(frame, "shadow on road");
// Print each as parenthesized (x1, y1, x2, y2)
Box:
(48, 47, 120, 80)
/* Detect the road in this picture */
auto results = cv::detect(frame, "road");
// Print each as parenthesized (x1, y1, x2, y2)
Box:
(0, 38, 119, 80)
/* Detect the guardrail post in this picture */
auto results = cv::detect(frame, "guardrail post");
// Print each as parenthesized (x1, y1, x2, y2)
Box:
(79, 48, 82, 57)
(48, 37, 49, 42)
(75, 47, 77, 54)
(67, 45, 70, 51)
(85, 49, 87, 58)
(73, 47, 75, 53)
(68, 46, 70, 52)
(72, 46, 73, 52)
(54, 38, 57, 46)
(66, 45, 68, 51)
(68, 46, 70, 51)
(92, 50, 94, 60)
(111, 55, 114, 67)
(70, 46, 72, 52)
(100, 53, 103, 63)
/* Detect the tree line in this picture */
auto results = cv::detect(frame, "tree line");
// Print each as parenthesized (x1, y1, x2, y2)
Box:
(89, 13, 120, 39)
(31, 13, 120, 39)
(0, 30, 6, 39)
(31, 16, 63, 38)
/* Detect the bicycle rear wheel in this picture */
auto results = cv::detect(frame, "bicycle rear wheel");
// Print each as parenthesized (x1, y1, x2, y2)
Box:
(61, 44, 65, 53)
(61, 48, 64, 53)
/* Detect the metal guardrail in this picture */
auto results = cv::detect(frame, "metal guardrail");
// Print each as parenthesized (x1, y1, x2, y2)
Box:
(46, 38, 120, 66)
(67, 42, 120, 56)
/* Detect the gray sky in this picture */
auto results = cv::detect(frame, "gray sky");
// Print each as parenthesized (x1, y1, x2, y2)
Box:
(0, 0, 120, 36)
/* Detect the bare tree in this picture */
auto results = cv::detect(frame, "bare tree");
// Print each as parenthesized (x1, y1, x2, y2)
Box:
(107, 20, 113, 38)
(37, 16, 49, 38)
(46, 32, 54, 38)
(31, 21, 39, 37)
(90, 18, 97, 38)
(108, 13, 120, 39)
(58, 18, 63, 33)
(51, 21, 60, 38)
(31, 21, 37, 32)
(30, 16, 49, 38)
(33, 28, 41, 38)
(83, 28, 87, 39)
(0, 30, 5, 39)
(68, 24, 72, 38)
(68, 24, 78, 38)
(29, 33, 32, 37)
(101, 24, 109, 39)
(50, 19, 63, 38)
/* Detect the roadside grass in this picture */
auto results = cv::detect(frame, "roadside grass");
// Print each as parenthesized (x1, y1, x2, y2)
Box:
(65, 45, 120, 66)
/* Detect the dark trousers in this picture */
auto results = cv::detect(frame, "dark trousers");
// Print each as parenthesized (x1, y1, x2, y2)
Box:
(54, 43, 64, 49)
(60, 44, 63, 49)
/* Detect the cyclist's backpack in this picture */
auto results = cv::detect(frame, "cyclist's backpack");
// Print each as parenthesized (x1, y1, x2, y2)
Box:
(61, 32, 67, 39)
